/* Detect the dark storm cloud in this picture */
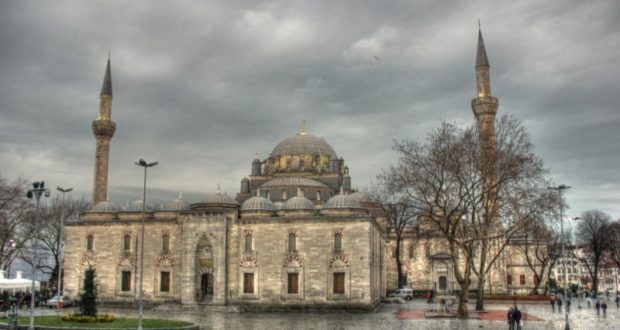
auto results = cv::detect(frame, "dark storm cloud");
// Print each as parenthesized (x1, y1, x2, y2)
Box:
(1, 0, 619, 217)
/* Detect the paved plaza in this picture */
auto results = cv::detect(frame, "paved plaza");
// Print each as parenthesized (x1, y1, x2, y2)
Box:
(81, 298, 618, 330)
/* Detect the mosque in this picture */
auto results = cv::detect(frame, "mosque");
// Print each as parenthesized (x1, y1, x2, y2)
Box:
(62, 29, 545, 309)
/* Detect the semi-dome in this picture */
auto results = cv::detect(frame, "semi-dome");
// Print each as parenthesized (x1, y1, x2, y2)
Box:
(271, 132, 337, 158)
(283, 196, 315, 211)
(200, 192, 239, 205)
(324, 194, 361, 210)
(241, 196, 276, 211)
(125, 199, 155, 212)
(91, 200, 120, 212)
(163, 193, 189, 211)
(261, 177, 328, 189)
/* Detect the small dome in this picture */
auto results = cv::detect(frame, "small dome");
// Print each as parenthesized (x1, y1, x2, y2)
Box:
(283, 196, 315, 211)
(200, 192, 239, 206)
(349, 192, 370, 203)
(274, 201, 285, 210)
(324, 194, 361, 210)
(241, 177, 250, 182)
(90, 200, 120, 212)
(163, 193, 189, 210)
(241, 196, 275, 211)
(125, 199, 155, 212)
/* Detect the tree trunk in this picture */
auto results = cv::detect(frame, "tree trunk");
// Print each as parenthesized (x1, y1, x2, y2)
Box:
(475, 277, 485, 310)
(457, 280, 470, 317)
(395, 237, 403, 288)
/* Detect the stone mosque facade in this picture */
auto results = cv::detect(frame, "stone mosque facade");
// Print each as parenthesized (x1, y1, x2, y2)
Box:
(63, 29, 546, 309)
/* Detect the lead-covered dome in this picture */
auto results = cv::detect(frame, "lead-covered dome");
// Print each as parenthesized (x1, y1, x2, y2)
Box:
(191, 191, 239, 210)
(163, 193, 189, 211)
(241, 196, 276, 211)
(283, 196, 315, 211)
(324, 194, 361, 209)
(271, 132, 337, 158)
(261, 177, 328, 189)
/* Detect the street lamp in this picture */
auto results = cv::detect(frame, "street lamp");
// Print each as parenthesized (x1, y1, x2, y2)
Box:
(26, 181, 50, 330)
(548, 184, 571, 330)
(56, 186, 73, 312)
(134, 159, 158, 330)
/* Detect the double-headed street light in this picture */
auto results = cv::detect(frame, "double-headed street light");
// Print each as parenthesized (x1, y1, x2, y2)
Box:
(56, 186, 73, 312)
(26, 181, 50, 330)
(548, 184, 571, 330)
(134, 159, 158, 330)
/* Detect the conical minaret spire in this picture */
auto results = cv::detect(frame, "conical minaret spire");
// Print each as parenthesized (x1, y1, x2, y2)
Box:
(92, 54, 117, 204)
(471, 25, 498, 153)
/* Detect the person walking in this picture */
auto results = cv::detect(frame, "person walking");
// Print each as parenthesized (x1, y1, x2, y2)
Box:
(595, 299, 601, 315)
(507, 307, 515, 330)
(513, 306, 523, 330)
(615, 292, 619, 308)
(602, 300, 607, 317)
(550, 297, 555, 312)
(426, 290, 432, 303)
(557, 297, 562, 312)
(587, 296, 592, 308)
(566, 298, 571, 313)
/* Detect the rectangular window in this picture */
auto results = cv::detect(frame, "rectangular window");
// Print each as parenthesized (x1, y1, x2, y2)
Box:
(507, 275, 512, 285)
(287, 273, 299, 294)
(123, 235, 131, 251)
(160, 271, 170, 292)
(87, 236, 94, 251)
(245, 235, 253, 253)
(288, 233, 296, 253)
(519, 274, 525, 285)
(121, 271, 131, 291)
(334, 233, 342, 253)
(243, 273, 254, 294)
(333, 272, 345, 294)
(162, 235, 169, 254)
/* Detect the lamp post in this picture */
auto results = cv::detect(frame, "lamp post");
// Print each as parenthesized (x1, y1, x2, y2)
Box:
(135, 159, 158, 330)
(548, 184, 571, 330)
(56, 186, 73, 311)
(26, 181, 50, 330)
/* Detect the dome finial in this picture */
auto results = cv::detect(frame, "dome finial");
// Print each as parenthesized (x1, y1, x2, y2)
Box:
(299, 120, 307, 136)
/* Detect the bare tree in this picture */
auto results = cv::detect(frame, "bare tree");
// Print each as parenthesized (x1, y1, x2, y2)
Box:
(575, 209, 614, 295)
(366, 186, 417, 289)
(517, 218, 561, 295)
(37, 196, 90, 286)
(0, 176, 33, 272)
(380, 115, 551, 316)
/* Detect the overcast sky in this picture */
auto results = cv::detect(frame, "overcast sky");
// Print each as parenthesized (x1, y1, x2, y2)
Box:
(1, 0, 619, 219)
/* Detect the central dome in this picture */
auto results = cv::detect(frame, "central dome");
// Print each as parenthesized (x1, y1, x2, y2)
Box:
(271, 132, 337, 158)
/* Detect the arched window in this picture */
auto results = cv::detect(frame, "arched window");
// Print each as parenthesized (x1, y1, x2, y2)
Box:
(245, 234, 253, 253)
(334, 233, 342, 253)
(162, 234, 170, 254)
(288, 233, 296, 253)
(87, 234, 94, 251)
(123, 234, 131, 252)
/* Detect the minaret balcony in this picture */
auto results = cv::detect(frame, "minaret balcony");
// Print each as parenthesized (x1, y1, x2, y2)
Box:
(92, 119, 116, 137)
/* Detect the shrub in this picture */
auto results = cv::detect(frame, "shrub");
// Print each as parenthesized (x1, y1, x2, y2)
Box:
(61, 313, 117, 323)
(80, 267, 97, 316)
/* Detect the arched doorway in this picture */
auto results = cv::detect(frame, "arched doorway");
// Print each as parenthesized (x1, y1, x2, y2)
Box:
(200, 273, 214, 301)
(438, 276, 447, 291)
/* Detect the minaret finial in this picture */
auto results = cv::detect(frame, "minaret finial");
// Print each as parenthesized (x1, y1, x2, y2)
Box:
(478, 19, 481, 31)
(300, 120, 307, 136)
(217, 183, 221, 194)
(108, 50, 111, 60)
(476, 25, 489, 68)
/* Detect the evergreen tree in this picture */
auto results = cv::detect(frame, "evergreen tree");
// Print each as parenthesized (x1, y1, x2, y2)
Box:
(80, 267, 97, 316)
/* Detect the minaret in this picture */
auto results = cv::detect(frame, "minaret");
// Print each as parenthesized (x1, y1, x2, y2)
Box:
(92, 54, 116, 204)
(471, 26, 498, 153)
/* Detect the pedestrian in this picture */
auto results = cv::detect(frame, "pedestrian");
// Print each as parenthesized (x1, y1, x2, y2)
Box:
(602, 300, 607, 317)
(566, 298, 571, 313)
(595, 299, 601, 315)
(587, 296, 592, 308)
(615, 292, 619, 308)
(426, 290, 432, 303)
(507, 307, 515, 330)
(550, 297, 555, 312)
(513, 306, 523, 330)
(557, 297, 562, 311)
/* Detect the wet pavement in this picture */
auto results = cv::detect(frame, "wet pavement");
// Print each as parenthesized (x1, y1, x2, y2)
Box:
(33, 297, 620, 329)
